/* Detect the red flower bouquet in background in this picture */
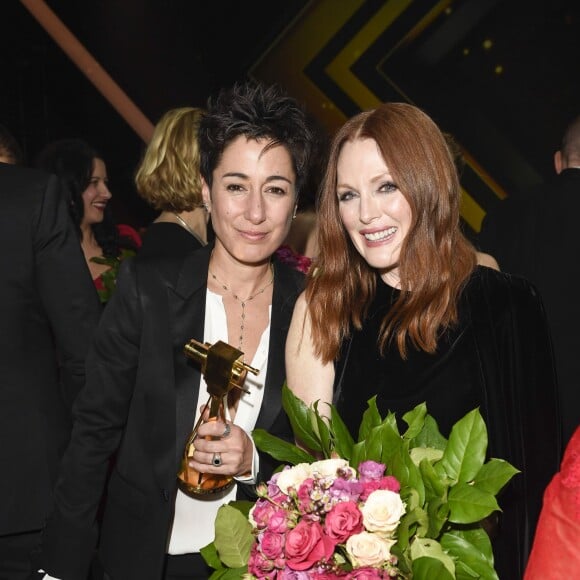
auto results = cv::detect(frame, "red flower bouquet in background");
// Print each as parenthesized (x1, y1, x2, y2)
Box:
(247, 458, 404, 578)
(202, 387, 519, 579)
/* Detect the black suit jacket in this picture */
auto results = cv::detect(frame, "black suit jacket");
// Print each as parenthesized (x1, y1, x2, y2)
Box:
(0, 163, 100, 535)
(479, 168, 580, 444)
(39, 244, 304, 580)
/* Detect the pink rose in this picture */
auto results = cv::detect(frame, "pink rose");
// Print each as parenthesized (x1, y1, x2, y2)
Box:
(347, 567, 384, 579)
(268, 472, 291, 503)
(324, 501, 364, 543)
(279, 568, 310, 579)
(285, 520, 336, 571)
(360, 480, 382, 502)
(248, 543, 276, 577)
(260, 531, 286, 561)
(268, 508, 292, 533)
(358, 461, 386, 482)
(360, 476, 400, 501)
(379, 476, 400, 493)
(297, 478, 315, 514)
(312, 571, 348, 579)
(250, 499, 277, 529)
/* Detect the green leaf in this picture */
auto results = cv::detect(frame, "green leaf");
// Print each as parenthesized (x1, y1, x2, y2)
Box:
(390, 445, 425, 506)
(365, 424, 388, 462)
(410, 446, 444, 467)
(410, 537, 455, 578)
(209, 568, 247, 579)
(350, 440, 367, 469)
(437, 409, 487, 484)
(441, 528, 498, 580)
(454, 562, 485, 580)
(253, 428, 314, 465)
(379, 422, 406, 468)
(420, 458, 447, 500)
(281, 385, 322, 452)
(412, 557, 454, 580)
(329, 404, 355, 461)
(200, 541, 222, 570)
(426, 497, 450, 539)
(382, 410, 399, 433)
(313, 401, 332, 458)
(473, 458, 520, 495)
(403, 402, 428, 439)
(226, 500, 254, 519)
(358, 396, 382, 441)
(213, 505, 253, 568)
(412, 415, 448, 451)
(448, 483, 500, 524)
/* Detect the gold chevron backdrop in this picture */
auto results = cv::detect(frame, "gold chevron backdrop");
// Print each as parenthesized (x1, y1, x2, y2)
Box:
(249, 0, 558, 235)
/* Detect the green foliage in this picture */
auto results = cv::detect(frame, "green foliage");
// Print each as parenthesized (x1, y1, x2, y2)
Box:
(205, 385, 518, 579)
(91, 248, 135, 303)
(213, 505, 253, 568)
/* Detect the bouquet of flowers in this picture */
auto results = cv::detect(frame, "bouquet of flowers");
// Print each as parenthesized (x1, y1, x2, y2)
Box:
(202, 387, 518, 579)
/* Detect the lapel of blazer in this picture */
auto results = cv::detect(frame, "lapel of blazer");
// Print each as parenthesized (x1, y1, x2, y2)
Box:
(170, 245, 212, 471)
(165, 250, 302, 474)
(255, 260, 304, 430)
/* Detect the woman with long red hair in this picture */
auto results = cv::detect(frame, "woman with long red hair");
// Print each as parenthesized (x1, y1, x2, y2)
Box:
(286, 102, 561, 578)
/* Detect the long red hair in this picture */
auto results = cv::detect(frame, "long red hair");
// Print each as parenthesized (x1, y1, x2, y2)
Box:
(306, 103, 476, 362)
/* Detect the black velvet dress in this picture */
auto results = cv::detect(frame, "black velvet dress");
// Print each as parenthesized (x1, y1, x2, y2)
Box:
(333, 266, 561, 579)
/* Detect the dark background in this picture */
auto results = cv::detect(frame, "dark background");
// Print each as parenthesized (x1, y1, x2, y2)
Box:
(2, 0, 579, 231)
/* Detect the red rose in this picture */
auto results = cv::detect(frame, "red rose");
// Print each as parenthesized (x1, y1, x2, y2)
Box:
(325, 501, 364, 543)
(285, 520, 335, 571)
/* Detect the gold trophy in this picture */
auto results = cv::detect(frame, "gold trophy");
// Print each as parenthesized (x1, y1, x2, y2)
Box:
(177, 339, 259, 496)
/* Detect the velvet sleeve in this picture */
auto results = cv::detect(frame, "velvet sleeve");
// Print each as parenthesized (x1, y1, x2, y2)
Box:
(469, 269, 561, 577)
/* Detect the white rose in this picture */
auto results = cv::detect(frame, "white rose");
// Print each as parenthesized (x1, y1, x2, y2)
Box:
(346, 531, 395, 568)
(276, 463, 312, 494)
(310, 458, 354, 479)
(362, 489, 406, 538)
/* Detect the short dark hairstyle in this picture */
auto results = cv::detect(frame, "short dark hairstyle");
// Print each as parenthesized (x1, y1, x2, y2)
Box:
(199, 82, 313, 196)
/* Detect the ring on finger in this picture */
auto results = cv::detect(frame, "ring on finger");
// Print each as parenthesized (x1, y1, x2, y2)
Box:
(222, 423, 231, 438)
(212, 452, 222, 467)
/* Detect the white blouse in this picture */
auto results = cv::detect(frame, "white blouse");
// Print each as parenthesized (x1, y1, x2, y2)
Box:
(167, 288, 270, 554)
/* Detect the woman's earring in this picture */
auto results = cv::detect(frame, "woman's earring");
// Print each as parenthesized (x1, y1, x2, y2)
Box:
(292, 206, 298, 220)
(203, 202, 210, 212)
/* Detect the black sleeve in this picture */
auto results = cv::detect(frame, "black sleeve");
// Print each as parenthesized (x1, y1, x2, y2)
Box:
(38, 259, 143, 579)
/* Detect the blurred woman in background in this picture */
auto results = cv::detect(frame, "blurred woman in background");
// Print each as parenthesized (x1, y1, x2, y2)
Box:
(36, 138, 141, 303)
(135, 107, 210, 258)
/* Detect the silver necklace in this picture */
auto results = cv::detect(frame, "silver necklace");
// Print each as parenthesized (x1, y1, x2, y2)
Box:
(173, 213, 204, 246)
(209, 264, 274, 353)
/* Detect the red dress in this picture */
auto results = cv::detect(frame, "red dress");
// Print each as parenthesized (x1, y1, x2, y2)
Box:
(525, 427, 580, 579)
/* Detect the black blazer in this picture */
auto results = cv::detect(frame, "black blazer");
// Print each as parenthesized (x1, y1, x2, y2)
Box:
(0, 163, 100, 535)
(39, 244, 304, 580)
(479, 168, 580, 444)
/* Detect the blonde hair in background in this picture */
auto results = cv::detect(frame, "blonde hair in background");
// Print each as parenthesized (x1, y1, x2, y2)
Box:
(135, 107, 204, 212)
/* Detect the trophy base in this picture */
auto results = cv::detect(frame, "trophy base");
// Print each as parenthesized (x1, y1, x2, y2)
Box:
(177, 468, 235, 496)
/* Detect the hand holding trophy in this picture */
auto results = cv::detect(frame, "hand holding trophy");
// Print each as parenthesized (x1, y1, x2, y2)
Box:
(177, 339, 259, 496)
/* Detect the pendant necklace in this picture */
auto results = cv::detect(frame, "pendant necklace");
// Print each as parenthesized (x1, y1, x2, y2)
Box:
(173, 212, 205, 246)
(209, 264, 274, 353)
